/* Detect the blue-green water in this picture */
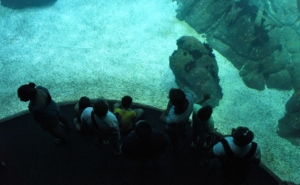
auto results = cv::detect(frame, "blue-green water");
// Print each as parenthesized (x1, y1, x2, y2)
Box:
(0, 0, 299, 183)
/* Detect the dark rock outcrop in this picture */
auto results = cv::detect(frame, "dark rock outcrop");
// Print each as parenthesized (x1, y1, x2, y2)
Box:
(169, 36, 223, 107)
(1, 0, 57, 9)
(175, 0, 298, 91)
(277, 91, 300, 144)
(175, 0, 300, 142)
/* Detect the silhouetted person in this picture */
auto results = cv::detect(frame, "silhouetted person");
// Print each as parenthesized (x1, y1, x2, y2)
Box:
(207, 126, 261, 185)
(17, 82, 69, 144)
(73, 96, 92, 132)
(122, 121, 168, 169)
(160, 88, 194, 151)
(191, 94, 214, 149)
(81, 98, 121, 155)
(113, 96, 144, 134)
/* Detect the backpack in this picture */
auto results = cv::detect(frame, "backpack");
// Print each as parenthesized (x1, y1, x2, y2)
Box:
(220, 139, 257, 183)
(220, 138, 257, 170)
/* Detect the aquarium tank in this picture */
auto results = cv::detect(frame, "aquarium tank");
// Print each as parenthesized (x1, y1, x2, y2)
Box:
(0, 0, 299, 183)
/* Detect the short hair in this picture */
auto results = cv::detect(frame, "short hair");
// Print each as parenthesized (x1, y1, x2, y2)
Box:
(17, 82, 37, 101)
(169, 88, 186, 106)
(197, 106, 213, 121)
(79, 96, 91, 110)
(232, 127, 254, 147)
(135, 121, 152, 140)
(121, 96, 132, 109)
(93, 99, 108, 117)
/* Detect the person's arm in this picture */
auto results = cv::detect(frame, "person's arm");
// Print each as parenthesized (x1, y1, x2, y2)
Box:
(80, 108, 97, 132)
(195, 94, 211, 105)
(113, 102, 121, 111)
(80, 109, 89, 126)
(159, 111, 168, 123)
(252, 145, 261, 165)
(209, 141, 224, 158)
(130, 111, 137, 122)
(160, 100, 172, 123)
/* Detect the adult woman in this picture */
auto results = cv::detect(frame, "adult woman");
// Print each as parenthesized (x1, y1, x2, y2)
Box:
(17, 82, 69, 144)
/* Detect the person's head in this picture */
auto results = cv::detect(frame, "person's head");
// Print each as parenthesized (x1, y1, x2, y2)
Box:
(169, 88, 186, 106)
(197, 106, 213, 121)
(121, 96, 132, 109)
(135, 121, 152, 141)
(93, 99, 109, 117)
(79, 96, 91, 110)
(17, 82, 37, 102)
(231, 126, 254, 147)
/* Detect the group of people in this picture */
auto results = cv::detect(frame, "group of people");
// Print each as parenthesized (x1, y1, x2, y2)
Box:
(73, 95, 147, 156)
(16, 82, 261, 184)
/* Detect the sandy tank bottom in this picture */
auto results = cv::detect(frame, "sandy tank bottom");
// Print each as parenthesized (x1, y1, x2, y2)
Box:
(0, 0, 299, 183)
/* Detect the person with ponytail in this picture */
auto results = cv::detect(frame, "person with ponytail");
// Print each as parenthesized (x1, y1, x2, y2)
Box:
(17, 82, 70, 144)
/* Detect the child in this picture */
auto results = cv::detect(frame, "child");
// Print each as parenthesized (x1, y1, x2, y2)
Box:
(113, 96, 144, 133)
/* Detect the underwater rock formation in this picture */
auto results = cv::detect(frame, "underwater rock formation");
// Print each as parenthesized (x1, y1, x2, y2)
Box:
(175, 0, 300, 141)
(175, 0, 299, 91)
(169, 36, 223, 107)
(1, 0, 57, 9)
(277, 91, 300, 145)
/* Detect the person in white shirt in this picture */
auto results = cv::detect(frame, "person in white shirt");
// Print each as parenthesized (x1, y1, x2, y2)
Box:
(81, 99, 121, 155)
(160, 88, 195, 151)
(208, 126, 261, 185)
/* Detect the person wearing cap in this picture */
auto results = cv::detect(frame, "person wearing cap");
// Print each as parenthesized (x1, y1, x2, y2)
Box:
(207, 126, 261, 185)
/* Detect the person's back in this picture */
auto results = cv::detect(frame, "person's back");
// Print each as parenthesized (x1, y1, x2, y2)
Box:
(160, 88, 195, 151)
(17, 82, 69, 144)
(210, 127, 261, 185)
(87, 99, 121, 155)
(94, 110, 119, 135)
(191, 105, 214, 148)
(122, 121, 168, 168)
(29, 86, 63, 122)
(165, 91, 194, 126)
(113, 96, 144, 133)
(114, 108, 135, 129)
(87, 99, 120, 136)
(74, 96, 92, 131)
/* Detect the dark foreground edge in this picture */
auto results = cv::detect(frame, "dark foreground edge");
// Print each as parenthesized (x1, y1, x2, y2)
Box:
(0, 100, 282, 185)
